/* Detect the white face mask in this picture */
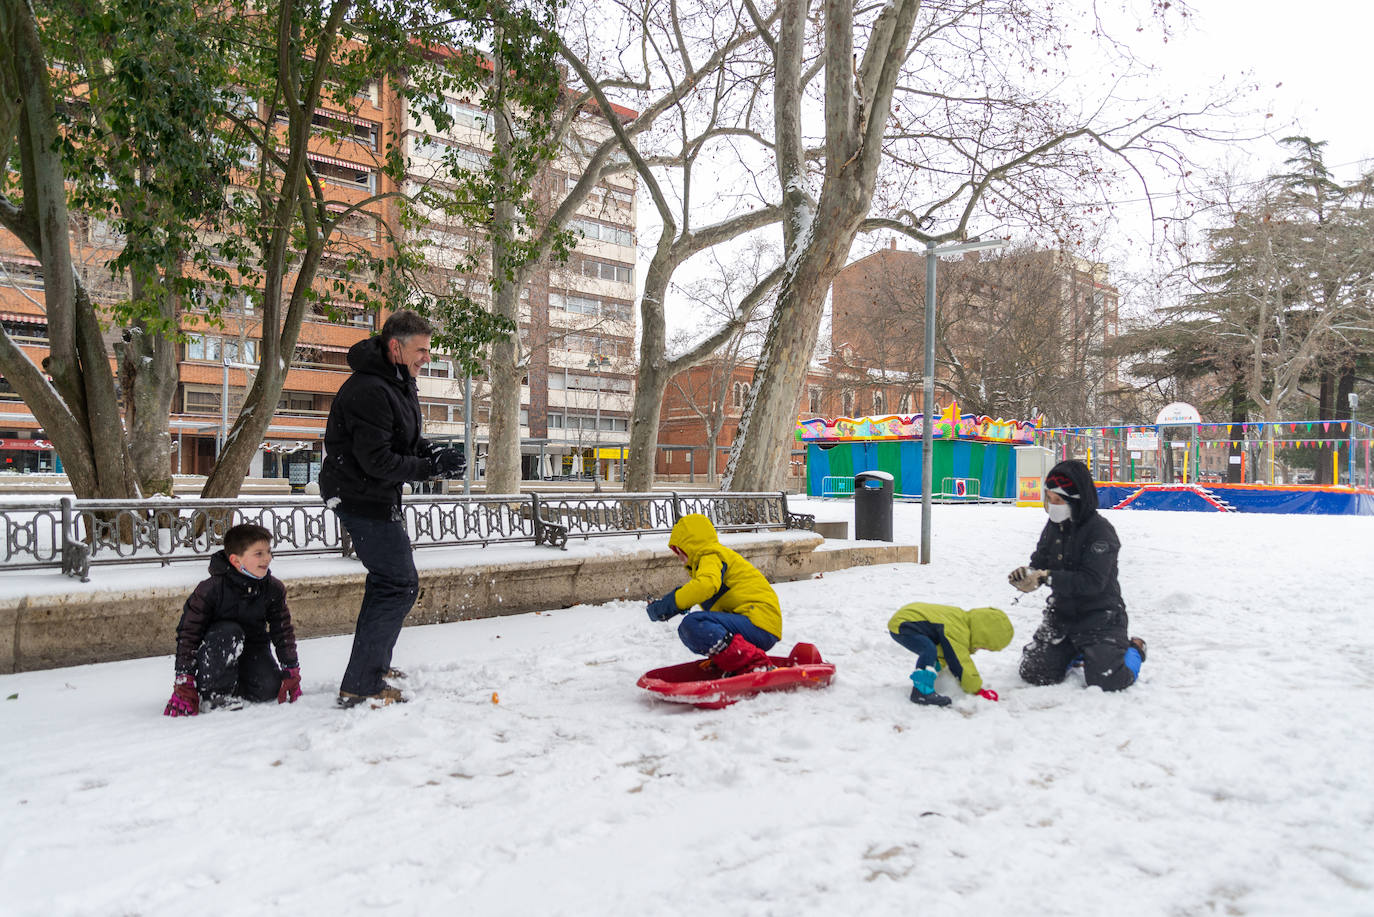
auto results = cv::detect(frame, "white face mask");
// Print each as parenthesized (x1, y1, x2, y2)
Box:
(1046, 502, 1073, 523)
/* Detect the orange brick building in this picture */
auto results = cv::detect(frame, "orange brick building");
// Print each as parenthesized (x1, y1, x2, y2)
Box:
(655, 357, 834, 484)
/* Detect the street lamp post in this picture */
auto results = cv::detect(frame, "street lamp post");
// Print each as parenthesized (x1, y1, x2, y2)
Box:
(219, 353, 257, 458)
(588, 354, 609, 486)
(921, 237, 1005, 565)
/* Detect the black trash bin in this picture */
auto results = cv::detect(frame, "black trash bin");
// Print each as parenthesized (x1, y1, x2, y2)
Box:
(854, 470, 894, 542)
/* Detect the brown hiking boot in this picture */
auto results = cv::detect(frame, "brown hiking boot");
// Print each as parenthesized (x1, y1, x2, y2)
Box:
(337, 686, 408, 709)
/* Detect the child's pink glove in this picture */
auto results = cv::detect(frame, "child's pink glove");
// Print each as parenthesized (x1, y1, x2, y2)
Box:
(163, 674, 199, 717)
(277, 667, 302, 704)
(977, 688, 999, 701)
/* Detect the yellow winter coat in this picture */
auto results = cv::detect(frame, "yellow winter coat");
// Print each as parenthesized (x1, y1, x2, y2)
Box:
(667, 514, 782, 638)
(887, 602, 1013, 694)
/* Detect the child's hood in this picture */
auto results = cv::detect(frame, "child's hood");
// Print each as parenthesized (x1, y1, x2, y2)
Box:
(968, 606, 1013, 651)
(668, 513, 719, 564)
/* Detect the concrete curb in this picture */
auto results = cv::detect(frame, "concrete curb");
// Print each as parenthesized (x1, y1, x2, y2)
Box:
(0, 537, 916, 673)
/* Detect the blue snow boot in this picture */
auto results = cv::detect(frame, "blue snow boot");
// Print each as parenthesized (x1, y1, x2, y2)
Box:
(909, 667, 951, 707)
(1124, 637, 1147, 678)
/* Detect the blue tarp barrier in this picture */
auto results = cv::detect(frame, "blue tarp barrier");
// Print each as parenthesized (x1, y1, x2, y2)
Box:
(1098, 484, 1374, 515)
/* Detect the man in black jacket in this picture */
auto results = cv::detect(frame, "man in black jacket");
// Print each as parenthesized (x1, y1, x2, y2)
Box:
(320, 310, 462, 707)
(1008, 459, 1146, 691)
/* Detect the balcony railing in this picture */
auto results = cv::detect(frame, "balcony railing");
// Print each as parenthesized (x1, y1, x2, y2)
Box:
(0, 491, 814, 581)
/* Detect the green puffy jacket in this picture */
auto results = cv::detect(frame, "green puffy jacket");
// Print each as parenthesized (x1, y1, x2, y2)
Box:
(668, 514, 782, 638)
(887, 602, 1013, 694)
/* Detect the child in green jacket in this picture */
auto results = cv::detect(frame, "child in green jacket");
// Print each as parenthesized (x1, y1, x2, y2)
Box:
(887, 602, 1013, 706)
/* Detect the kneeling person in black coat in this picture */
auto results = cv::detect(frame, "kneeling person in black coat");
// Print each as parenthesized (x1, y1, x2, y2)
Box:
(164, 523, 301, 715)
(1009, 460, 1146, 692)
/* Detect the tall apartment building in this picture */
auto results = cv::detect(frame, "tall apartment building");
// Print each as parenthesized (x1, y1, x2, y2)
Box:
(397, 71, 638, 481)
(0, 62, 637, 483)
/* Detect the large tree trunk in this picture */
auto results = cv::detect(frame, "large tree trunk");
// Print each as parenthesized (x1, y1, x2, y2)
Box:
(0, 0, 137, 499)
(119, 251, 179, 496)
(725, 241, 850, 491)
(723, 0, 920, 492)
(1227, 387, 1246, 484)
(622, 252, 674, 493)
(1316, 370, 1335, 484)
(623, 363, 669, 493)
(119, 316, 178, 496)
(486, 280, 524, 494)
(483, 64, 524, 496)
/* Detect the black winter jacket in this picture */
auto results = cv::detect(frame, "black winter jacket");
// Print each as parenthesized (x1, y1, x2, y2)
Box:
(319, 336, 434, 519)
(1029, 460, 1127, 633)
(174, 551, 297, 676)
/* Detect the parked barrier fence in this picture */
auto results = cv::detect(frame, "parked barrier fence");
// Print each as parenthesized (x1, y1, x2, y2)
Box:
(0, 491, 815, 581)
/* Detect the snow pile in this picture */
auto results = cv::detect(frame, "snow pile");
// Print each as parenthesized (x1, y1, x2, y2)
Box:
(2, 500, 1372, 915)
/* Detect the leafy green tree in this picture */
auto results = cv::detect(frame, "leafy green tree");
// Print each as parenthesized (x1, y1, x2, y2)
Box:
(0, 0, 534, 499)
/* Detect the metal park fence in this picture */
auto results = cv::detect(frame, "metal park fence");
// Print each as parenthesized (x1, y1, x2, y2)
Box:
(0, 491, 815, 581)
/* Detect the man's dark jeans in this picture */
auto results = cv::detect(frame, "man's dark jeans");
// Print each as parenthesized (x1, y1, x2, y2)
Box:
(336, 509, 419, 695)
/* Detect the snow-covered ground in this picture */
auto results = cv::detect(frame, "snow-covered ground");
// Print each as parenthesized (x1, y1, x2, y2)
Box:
(3, 498, 1372, 916)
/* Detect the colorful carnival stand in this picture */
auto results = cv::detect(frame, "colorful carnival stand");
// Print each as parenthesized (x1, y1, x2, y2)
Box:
(797, 403, 1037, 501)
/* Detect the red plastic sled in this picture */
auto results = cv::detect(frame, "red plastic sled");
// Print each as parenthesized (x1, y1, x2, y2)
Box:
(637, 642, 836, 709)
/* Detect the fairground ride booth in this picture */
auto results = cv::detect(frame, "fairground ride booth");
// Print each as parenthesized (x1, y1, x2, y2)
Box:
(1036, 403, 1374, 515)
(798, 403, 1040, 501)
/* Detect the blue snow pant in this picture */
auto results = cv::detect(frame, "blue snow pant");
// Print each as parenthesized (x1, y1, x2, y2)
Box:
(1019, 607, 1140, 691)
(197, 621, 283, 703)
(889, 622, 941, 671)
(336, 509, 419, 695)
(677, 611, 779, 657)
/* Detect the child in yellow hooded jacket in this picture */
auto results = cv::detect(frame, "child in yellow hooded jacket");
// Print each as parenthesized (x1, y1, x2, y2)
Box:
(888, 601, 1013, 706)
(645, 514, 781, 675)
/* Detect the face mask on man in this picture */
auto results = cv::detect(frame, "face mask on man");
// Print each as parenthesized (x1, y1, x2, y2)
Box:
(1046, 502, 1072, 524)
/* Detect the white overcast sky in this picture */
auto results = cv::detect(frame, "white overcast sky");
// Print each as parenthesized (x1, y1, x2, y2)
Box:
(649, 0, 1374, 341)
(1156, 0, 1374, 175)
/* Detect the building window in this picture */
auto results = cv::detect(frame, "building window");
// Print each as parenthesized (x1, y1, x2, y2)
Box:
(0, 259, 44, 289)
(809, 387, 821, 415)
(419, 359, 454, 378)
(186, 335, 258, 364)
(898, 393, 911, 414)
(842, 392, 854, 417)
(185, 390, 221, 413)
(732, 382, 746, 408)
(310, 109, 379, 150)
(576, 257, 633, 284)
(873, 391, 884, 414)
(569, 218, 633, 248)
(446, 100, 490, 132)
(306, 154, 375, 190)
(549, 292, 633, 323)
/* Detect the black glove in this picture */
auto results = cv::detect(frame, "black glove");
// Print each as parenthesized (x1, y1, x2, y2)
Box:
(430, 448, 464, 479)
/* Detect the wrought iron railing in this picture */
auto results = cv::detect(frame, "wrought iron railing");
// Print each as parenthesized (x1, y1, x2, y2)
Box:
(0, 491, 814, 581)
